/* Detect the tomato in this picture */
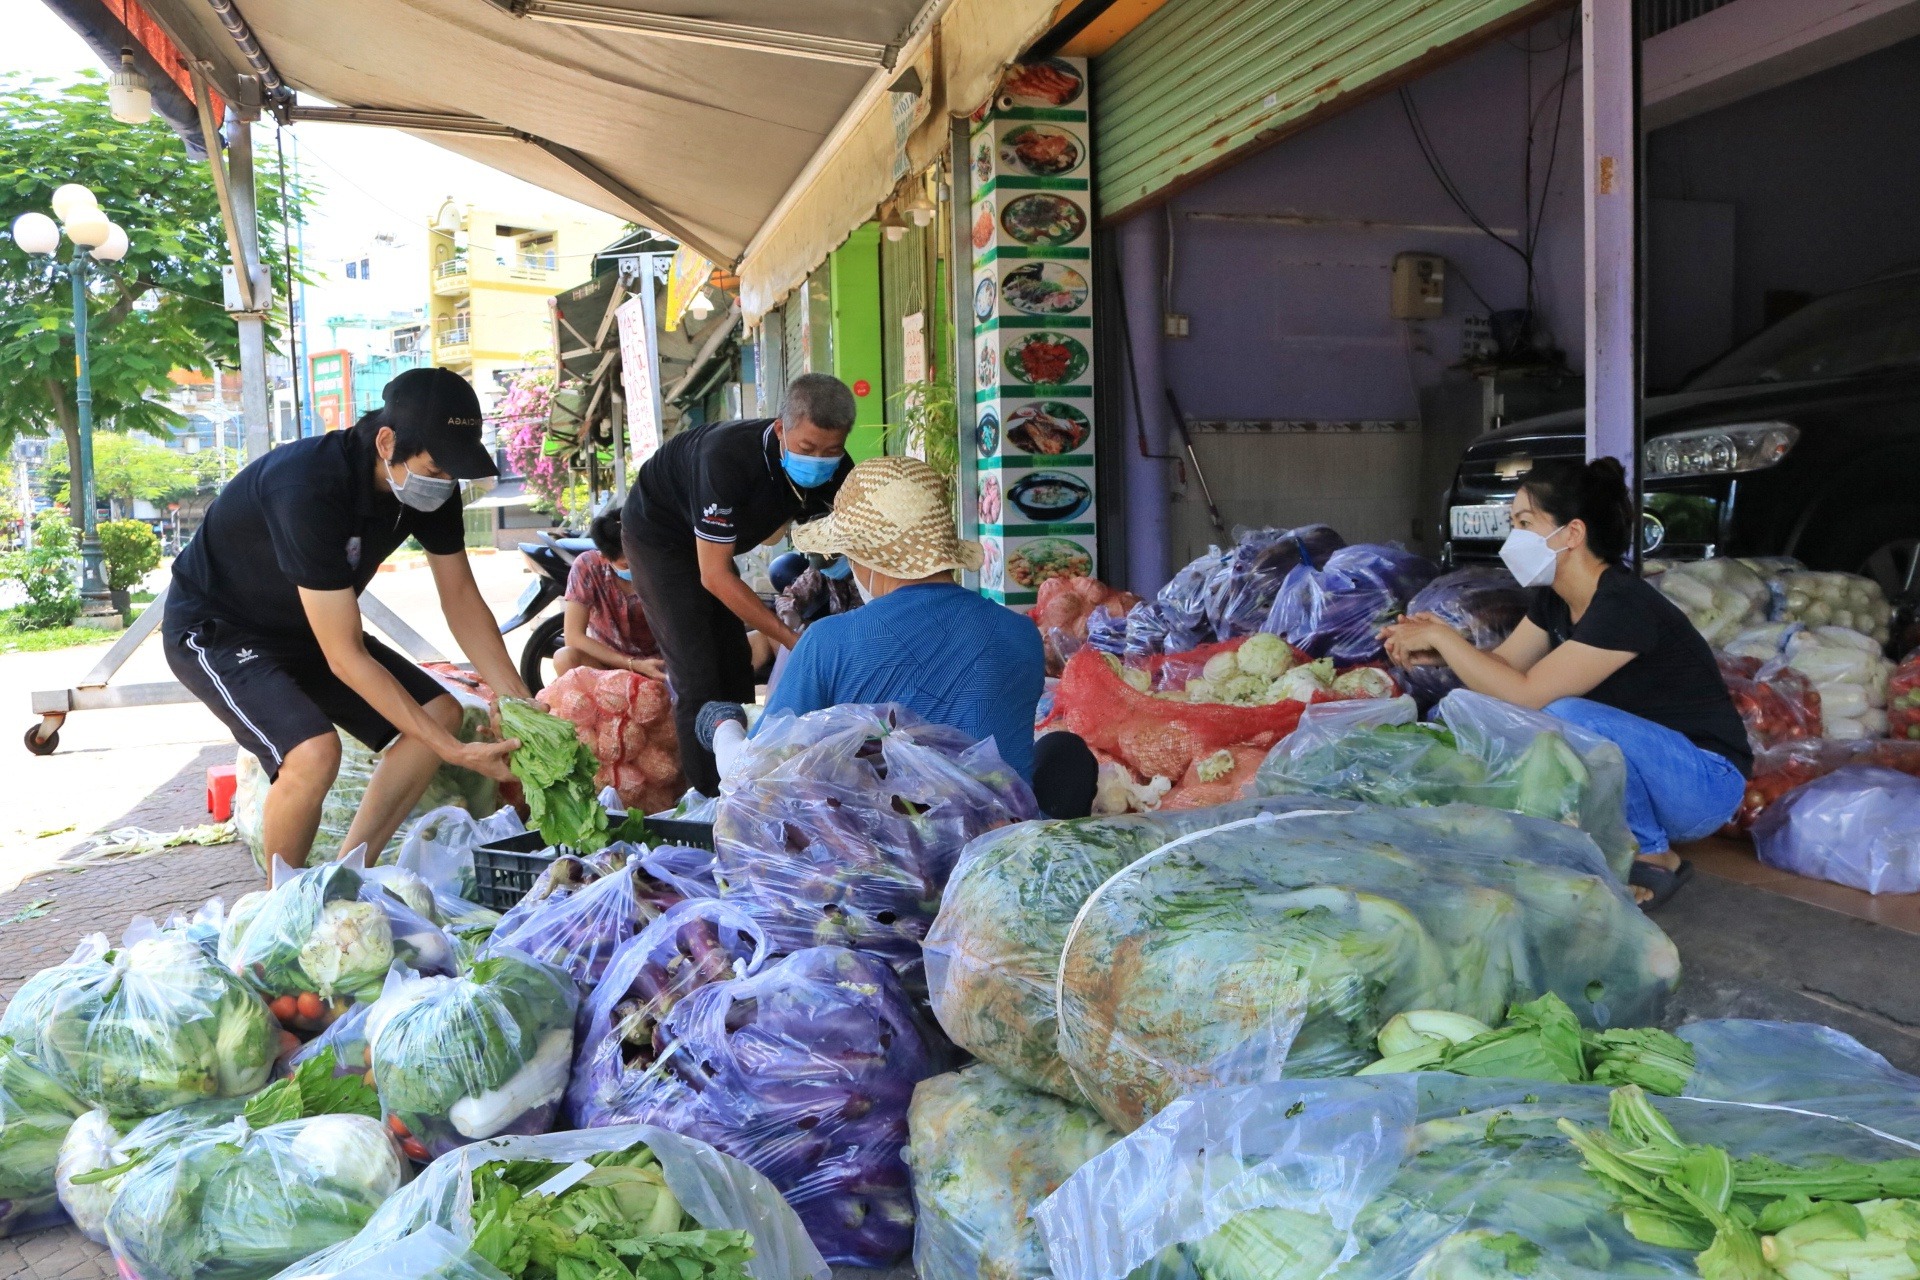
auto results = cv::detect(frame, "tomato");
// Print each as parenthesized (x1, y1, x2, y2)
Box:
(386, 1114, 410, 1137)
(295, 991, 324, 1021)
(400, 1137, 430, 1162)
(269, 995, 298, 1022)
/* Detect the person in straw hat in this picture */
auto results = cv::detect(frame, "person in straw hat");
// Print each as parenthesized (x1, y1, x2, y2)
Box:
(695, 455, 1099, 817)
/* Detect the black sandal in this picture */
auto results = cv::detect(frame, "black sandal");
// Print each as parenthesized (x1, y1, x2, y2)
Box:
(1630, 858, 1695, 911)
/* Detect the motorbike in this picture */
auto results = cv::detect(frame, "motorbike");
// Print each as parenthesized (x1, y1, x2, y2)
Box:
(499, 530, 594, 694)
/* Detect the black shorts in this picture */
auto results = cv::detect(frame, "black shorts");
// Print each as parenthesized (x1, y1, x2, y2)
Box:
(164, 616, 451, 780)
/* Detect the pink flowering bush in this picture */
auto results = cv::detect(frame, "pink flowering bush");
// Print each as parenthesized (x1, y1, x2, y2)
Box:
(496, 366, 576, 516)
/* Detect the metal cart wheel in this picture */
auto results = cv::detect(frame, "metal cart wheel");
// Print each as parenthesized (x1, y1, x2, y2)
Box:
(24, 719, 61, 756)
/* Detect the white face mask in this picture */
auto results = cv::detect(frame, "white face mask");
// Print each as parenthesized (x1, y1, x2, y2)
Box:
(1499, 524, 1568, 588)
(386, 456, 457, 512)
(852, 565, 877, 605)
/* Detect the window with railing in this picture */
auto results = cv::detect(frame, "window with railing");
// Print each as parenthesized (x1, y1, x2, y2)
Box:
(437, 315, 471, 346)
(515, 234, 558, 274)
(434, 257, 469, 280)
(1641, 0, 1735, 36)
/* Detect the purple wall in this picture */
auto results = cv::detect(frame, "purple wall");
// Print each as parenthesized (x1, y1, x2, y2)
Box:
(1150, 16, 1588, 424)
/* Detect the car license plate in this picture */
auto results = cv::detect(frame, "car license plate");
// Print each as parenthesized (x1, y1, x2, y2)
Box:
(1450, 503, 1512, 540)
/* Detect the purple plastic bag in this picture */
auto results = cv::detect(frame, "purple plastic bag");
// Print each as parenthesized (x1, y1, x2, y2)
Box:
(481, 859, 665, 990)
(1266, 543, 1439, 663)
(1208, 524, 1346, 641)
(601, 946, 942, 1267)
(1392, 565, 1532, 709)
(714, 706, 1035, 994)
(1085, 605, 1129, 656)
(566, 900, 770, 1128)
(1754, 766, 1920, 894)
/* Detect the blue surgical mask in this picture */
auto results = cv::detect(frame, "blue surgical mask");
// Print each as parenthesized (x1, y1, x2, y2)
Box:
(386, 456, 457, 511)
(613, 566, 632, 582)
(820, 557, 852, 581)
(782, 448, 840, 489)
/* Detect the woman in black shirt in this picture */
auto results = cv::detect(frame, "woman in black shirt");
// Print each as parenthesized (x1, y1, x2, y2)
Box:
(1382, 459, 1747, 906)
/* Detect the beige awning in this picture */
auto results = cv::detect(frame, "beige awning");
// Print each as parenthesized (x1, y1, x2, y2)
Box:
(126, 0, 1057, 283)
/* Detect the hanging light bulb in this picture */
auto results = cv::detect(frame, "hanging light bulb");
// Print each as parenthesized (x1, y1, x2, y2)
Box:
(686, 289, 715, 321)
(108, 50, 152, 124)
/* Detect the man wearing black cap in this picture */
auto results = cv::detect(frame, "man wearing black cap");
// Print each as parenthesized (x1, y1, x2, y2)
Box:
(163, 368, 530, 873)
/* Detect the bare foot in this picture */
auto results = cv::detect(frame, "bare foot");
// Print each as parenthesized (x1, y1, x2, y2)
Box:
(1629, 851, 1680, 905)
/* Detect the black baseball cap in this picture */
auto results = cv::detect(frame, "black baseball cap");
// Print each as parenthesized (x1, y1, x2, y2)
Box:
(381, 367, 497, 480)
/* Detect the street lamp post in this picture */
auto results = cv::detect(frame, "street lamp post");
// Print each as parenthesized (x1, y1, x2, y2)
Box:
(11, 185, 131, 629)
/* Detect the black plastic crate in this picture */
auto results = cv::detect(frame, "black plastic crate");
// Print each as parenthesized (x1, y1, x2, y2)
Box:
(472, 831, 566, 911)
(643, 817, 715, 851)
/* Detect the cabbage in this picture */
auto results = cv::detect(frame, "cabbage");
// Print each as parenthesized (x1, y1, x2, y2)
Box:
(1236, 633, 1295, 680)
(0, 1037, 90, 1238)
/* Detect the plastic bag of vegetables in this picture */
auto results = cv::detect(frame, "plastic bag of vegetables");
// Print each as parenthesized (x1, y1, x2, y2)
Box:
(713, 704, 1034, 992)
(269, 1126, 828, 1280)
(1647, 556, 1771, 644)
(536, 665, 687, 818)
(1055, 804, 1680, 1132)
(566, 900, 770, 1128)
(0, 1036, 90, 1238)
(1678, 1018, 1920, 1134)
(1787, 624, 1894, 737)
(17, 922, 278, 1119)
(1203, 525, 1347, 642)
(103, 1111, 405, 1280)
(275, 1224, 509, 1280)
(478, 858, 665, 990)
(907, 1065, 1120, 1280)
(924, 798, 1352, 1103)
(1892, 650, 1920, 742)
(0, 932, 112, 1071)
(395, 805, 527, 902)
(1390, 564, 1532, 709)
(1255, 691, 1637, 880)
(221, 856, 458, 1032)
(1751, 765, 1920, 894)
(1773, 568, 1894, 642)
(1264, 543, 1438, 664)
(1717, 652, 1823, 749)
(604, 946, 941, 1267)
(366, 948, 577, 1161)
(1034, 1074, 1920, 1280)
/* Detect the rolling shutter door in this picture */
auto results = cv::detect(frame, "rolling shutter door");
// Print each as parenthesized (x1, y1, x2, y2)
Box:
(1092, 0, 1558, 221)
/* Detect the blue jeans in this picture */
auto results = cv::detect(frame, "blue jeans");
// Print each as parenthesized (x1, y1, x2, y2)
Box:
(1545, 698, 1747, 856)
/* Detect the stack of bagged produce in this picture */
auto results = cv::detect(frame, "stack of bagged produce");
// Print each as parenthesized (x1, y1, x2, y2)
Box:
(1717, 653, 1823, 750)
(1115, 524, 1348, 655)
(1030, 575, 1139, 674)
(1390, 564, 1532, 709)
(1726, 623, 1893, 740)
(535, 666, 685, 818)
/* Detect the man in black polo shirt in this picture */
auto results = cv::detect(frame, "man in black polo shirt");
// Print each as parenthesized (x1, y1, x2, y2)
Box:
(164, 368, 530, 871)
(623, 373, 855, 792)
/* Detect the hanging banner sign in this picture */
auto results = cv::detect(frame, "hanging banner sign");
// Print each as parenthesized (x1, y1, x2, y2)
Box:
(662, 246, 712, 332)
(615, 291, 663, 462)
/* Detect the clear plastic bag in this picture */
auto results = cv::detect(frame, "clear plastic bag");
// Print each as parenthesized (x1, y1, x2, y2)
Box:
(1729, 737, 1920, 831)
(1648, 557, 1771, 644)
(289, 1003, 374, 1080)
(1265, 543, 1438, 664)
(1055, 805, 1680, 1131)
(1035, 1075, 1920, 1280)
(713, 705, 1034, 994)
(1391, 565, 1532, 709)
(1717, 653, 1824, 750)
(1255, 690, 1637, 880)
(603, 946, 942, 1267)
(906, 1064, 1121, 1280)
(221, 858, 458, 1030)
(277, 1224, 509, 1280)
(1154, 549, 1228, 654)
(565, 900, 771, 1128)
(271, 1124, 829, 1280)
(0, 933, 112, 1072)
(1207, 525, 1346, 642)
(57, 1096, 254, 1243)
(1752, 764, 1920, 894)
(0, 1036, 89, 1238)
(365, 948, 579, 1161)
(924, 798, 1354, 1103)
(478, 858, 665, 989)
(21, 923, 277, 1119)
(394, 805, 526, 901)
(105, 1112, 406, 1280)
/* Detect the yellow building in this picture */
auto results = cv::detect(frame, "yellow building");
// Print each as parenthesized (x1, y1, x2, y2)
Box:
(426, 200, 628, 409)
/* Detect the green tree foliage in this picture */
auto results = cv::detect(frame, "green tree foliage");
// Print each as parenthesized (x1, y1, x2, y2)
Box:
(97, 517, 161, 592)
(2, 515, 80, 629)
(0, 73, 311, 523)
(44, 432, 195, 513)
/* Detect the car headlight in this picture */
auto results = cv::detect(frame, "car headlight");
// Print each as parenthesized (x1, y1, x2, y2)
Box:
(1642, 422, 1799, 479)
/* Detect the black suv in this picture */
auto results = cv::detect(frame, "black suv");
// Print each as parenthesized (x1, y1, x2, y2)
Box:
(1444, 268, 1920, 608)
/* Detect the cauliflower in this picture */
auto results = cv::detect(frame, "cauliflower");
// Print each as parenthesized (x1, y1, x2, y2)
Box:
(1237, 633, 1295, 680)
(1331, 667, 1397, 699)
(1195, 750, 1236, 783)
(296, 900, 394, 1000)
(1202, 651, 1241, 682)
(1091, 762, 1173, 815)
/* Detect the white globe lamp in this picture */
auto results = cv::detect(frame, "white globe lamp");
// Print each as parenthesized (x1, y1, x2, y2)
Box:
(11, 211, 60, 256)
(64, 206, 112, 248)
(50, 184, 99, 224)
(108, 51, 152, 125)
(90, 224, 129, 262)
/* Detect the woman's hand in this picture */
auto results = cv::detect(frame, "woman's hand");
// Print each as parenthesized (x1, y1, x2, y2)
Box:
(626, 655, 667, 680)
(1379, 613, 1462, 667)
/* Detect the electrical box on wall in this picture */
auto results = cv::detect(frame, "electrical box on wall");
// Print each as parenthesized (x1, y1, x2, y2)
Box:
(1391, 253, 1445, 320)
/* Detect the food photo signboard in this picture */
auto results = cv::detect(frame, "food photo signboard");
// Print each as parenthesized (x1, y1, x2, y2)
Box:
(969, 56, 1096, 607)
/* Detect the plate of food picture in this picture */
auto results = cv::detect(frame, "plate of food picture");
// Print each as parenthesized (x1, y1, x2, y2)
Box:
(971, 201, 997, 251)
(977, 342, 998, 390)
(999, 58, 1084, 109)
(1008, 471, 1092, 523)
(977, 408, 1001, 457)
(1005, 401, 1091, 455)
(978, 475, 1003, 525)
(1003, 332, 1088, 386)
(1001, 262, 1088, 316)
(973, 276, 998, 322)
(1001, 193, 1087, 247)
(1008, 537, 1093, 589)
(973, 138, 994, 187)
(998, 124, 1084, 177)
(981, 540, 1003, 592)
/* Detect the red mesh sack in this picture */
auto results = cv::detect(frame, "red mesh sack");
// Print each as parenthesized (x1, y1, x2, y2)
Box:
(1161, 745, 1270, 810)
(1032, 576, 1140, 676)
(536, 666, 686, 810)
(1045, 638, 1319, 781)
(1891, 653, 1920, 742)
(1717, 653, 1822, 751)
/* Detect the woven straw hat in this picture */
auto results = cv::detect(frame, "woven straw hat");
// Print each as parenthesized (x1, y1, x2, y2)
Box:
(791, 456, 982, 579)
